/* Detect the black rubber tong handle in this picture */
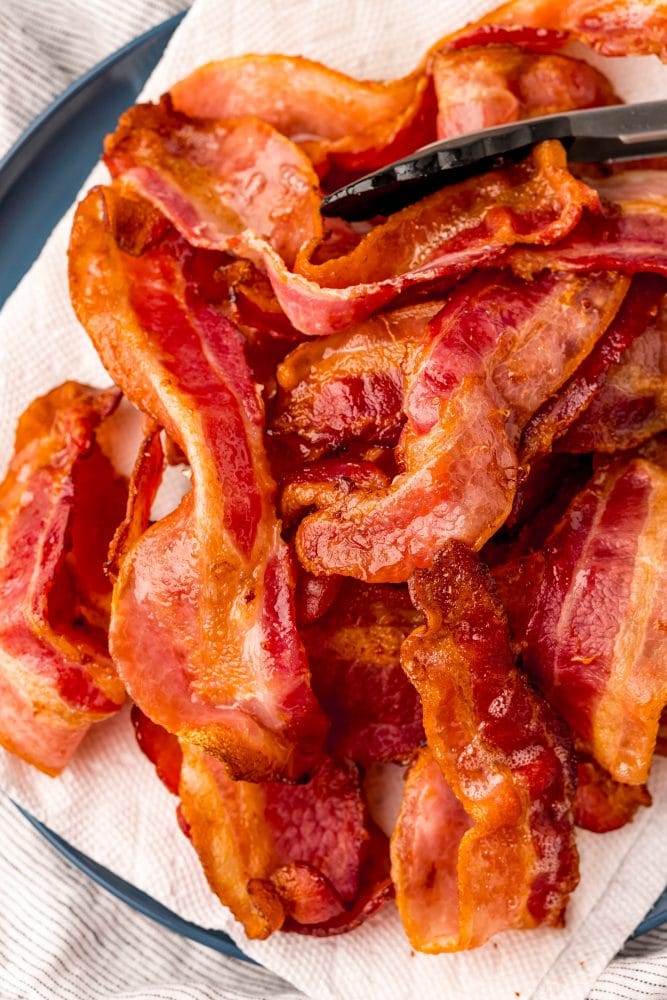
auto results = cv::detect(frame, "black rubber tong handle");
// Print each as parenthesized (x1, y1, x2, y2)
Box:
(321, 100, 667, 220)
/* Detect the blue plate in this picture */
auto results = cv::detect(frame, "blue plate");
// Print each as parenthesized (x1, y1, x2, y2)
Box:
(1, 12, 665, 958)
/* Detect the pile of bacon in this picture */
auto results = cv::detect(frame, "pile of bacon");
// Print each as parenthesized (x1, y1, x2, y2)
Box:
(1, 0, 666, 954)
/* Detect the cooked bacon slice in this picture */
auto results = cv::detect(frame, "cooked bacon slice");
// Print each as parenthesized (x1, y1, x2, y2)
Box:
(178, 743, 392, 938)
(280, 457, 390, 527)
(169, 55, 436, 189)
(296, 270, 625, 583)
(557, 291, 667, 453)
(0, 382, 127, 775)
(432, 43, 616, 140)
(454, 0, 667, 58)
(272, 304, 438, 459)
(574, 753, 651, 833)
(519, 276, 666, 465)
(300, 580, 424, 764)
(69, 186, 327, 781)
(105, 98, 322, 268)
(510, 171, 667, 279)
(392, 542, 578, 952)
(519, 456, 667, 784)
(109, 121, 599, 336)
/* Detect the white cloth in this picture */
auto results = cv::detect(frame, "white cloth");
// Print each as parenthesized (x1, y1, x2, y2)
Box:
(1, 3, 667, 999)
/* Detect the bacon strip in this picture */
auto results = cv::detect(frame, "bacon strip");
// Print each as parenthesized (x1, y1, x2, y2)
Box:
(0, 382, 127, 775)
(69, 187, 327, 781)
(392, 542, 578, 952)
(272, 304, 438, 458)
(510, 171, 667, 279)
(454, 0, 667, 58)
(301, 580, 424, 764)
(178, 743, 392, 938)
(106, 116, 599, 337)
(557, 292, 667, 454)
(280, 457, 390, 528)
(170, 55, 436, 189)
(520, 456, 667, 784)
(295, 270, 625, 583)
(519, 276, 666, 465)
(432, 43, 616, 140)
(105, 99, 323, 269)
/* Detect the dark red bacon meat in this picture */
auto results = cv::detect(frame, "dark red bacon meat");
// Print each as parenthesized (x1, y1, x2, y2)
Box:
(69, 186, 327, 781)
(513, 457, 667, 784)
(179, 744, 392, 938)
(0, 383, 126, 774)
(301, 580, 424, 764)
(392, 542, 578, 951)
(295, 270, 625, 583)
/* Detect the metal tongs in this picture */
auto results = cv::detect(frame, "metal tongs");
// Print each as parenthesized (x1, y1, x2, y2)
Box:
(321, 100, 667, 220)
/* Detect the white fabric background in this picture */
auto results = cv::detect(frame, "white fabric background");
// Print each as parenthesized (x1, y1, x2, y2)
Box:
(1, 2, 667, 998)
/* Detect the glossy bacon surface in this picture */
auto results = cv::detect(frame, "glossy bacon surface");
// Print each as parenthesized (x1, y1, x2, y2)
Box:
(301, 581, 424, 764)
(520, 456, 667, 784)
(170, 55, 436, 189)
(510, 171, 667, 279)
(295, 270, 625, 583)
(272, 304, 438, 459)
(519, 276, 666, 465)
(69, 186, 327, 781)
(178, 743, 392, 938)
(105, 98, 322, 268)
(558, 291, 667, 454)
(457, 0, 667, 58)
(107, 118, 599, 336)
(0, 382, 126, 774)
(392, 542, 578, 952)
(432, 43, 616, 140)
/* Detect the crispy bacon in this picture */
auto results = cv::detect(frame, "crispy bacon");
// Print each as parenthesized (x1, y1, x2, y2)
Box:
(280, 457, 390, 527)
(519, 276, 666, 465)
(105, 98, 322, 269)
(69, 186, 327, 781)
(300, 580, 424, 764)
(0, 382, 127, 775)
(574, 753, 651, 833)
(392, 542, 578, 952)
(431, 43, 616, 140)
(170, 55, 436, 190)
(178, 743, 392, 938)
(107, 116, 599, 336)
(454, 0, 667, 59)
(518, 456, 667, 784)
(557, 292, 667, 453)
(272, 304, 439, 458)
(295, 270, 625, 583)
(510, 171, 667, 279)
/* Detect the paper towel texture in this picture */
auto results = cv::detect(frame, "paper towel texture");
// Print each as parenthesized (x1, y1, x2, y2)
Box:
(1, 2, 667, 998)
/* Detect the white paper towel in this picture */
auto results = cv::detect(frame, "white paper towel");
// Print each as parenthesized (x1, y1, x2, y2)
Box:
(1, 3, 667, 999)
